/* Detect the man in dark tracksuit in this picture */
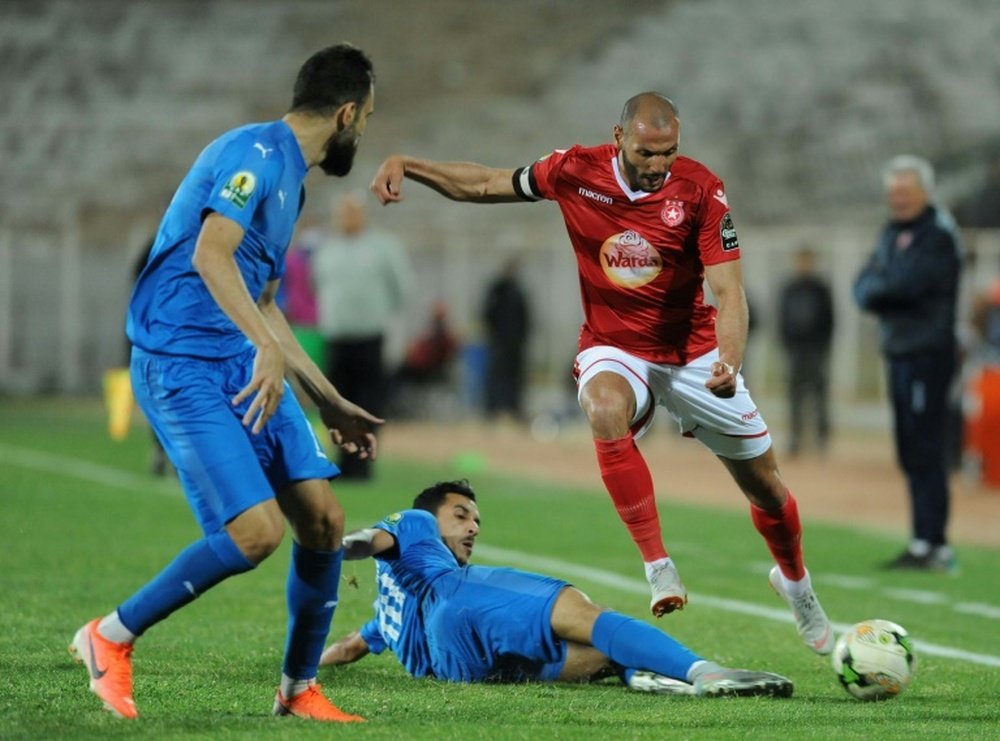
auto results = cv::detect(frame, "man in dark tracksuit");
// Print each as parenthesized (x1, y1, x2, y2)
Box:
(779, 249, 835, 456)
(483, 257, 531, 421)
(854, 155, 962, 572)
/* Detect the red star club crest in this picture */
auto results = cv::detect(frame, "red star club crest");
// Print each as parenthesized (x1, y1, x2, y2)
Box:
(660, 200, 685, 227)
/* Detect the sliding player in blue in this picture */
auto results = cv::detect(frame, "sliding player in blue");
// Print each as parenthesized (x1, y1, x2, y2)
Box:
(70, 45, 380, 723)
(322, 481, 793, 697)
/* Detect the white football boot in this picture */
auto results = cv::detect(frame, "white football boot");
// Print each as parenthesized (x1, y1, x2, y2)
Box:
(627, 671, 696, 695)
(646, 559, 688, 617)
(768, 566, 834, 655)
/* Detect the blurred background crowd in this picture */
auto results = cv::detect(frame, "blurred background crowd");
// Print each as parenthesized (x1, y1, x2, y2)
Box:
(3, 0, 1000, 482)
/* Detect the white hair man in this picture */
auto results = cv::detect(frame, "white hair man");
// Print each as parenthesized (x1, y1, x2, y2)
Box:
(854, 154, 963, 571)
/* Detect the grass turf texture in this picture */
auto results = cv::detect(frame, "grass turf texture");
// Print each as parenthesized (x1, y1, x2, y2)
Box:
(1, 398, 999, 739)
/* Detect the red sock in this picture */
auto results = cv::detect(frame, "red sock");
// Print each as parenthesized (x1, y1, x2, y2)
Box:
(751, 492, 806, 581)
(594, 435, 667, 562)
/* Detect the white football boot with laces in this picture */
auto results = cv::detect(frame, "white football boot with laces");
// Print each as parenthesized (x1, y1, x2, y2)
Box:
(768, 566, 834, 655)
(646, 560, 688, 617)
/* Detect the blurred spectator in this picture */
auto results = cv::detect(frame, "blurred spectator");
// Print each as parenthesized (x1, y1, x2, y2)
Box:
(962, 261, 1000, 487)
(970, 274, 1000, 355)
(482, 256, 531, 421)
(389, 301, 460, 418)
(394, 301, 459, 385)
(853, 155, 962, 572)
(313, 193, 410, 479)
(777, 248, 834, 456)
(280, 223, 326, 371)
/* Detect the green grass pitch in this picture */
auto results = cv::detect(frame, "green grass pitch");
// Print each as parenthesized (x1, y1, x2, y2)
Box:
(1, 398, 999, 739)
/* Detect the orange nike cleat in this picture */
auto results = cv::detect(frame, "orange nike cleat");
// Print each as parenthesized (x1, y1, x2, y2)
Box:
(273, 684, 365, 723)
(69, 619, 138, 719)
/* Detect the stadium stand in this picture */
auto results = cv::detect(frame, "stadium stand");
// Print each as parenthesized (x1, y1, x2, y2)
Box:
(2, 0, 1000, 396)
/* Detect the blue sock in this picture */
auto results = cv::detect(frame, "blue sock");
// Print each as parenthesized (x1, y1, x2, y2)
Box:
(282, 542, 343, 680)
(591, 611, 703, 682)
(117, 529, 254, 636)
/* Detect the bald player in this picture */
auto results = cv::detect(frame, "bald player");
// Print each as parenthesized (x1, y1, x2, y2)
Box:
(368, 93, 834, 656)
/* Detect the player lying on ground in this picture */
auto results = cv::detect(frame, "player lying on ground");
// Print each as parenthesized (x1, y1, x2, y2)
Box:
(320, 480, 793, 698)
(370, 92, 834, 656)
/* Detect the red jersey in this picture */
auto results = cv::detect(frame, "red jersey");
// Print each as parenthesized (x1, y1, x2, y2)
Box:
(512, 144, 740, 365)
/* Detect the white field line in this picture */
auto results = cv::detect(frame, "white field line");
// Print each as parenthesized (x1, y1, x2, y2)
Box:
(0, 442, 181, 497)
(749, 561, 1000, 622)
(3, 441, 999, 667)
(955, 602, 1000, 619)
(475, 544, 1000, 668)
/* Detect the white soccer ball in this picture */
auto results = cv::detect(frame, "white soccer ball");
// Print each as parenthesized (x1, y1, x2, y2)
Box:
(831, 619, 916, 701)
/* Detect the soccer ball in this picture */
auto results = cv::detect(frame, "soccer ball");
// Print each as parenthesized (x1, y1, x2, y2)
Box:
(831, 619, 916, 701)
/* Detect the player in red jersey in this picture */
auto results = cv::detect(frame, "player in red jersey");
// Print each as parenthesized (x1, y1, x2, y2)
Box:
(370, 93, 833, 655)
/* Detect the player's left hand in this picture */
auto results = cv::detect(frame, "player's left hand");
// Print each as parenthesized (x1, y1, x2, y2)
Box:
(320, 398, 384, 460)
(705, 360, 737, 398)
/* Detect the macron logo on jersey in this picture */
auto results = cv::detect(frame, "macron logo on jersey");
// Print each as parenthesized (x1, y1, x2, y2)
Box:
(578, 187, 613, 205)
(253, 142, 273, 158)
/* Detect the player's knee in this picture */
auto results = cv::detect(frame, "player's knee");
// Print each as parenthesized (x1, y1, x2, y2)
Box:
(551, 586, 604, 644)
(239, 523, 285, 564)
(292, 500, 345, 550)
(580, 391, 632, 438)
(229, 507, 286, 564)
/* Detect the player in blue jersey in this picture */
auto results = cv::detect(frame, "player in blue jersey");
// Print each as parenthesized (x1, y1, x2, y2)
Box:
(70, 45, 379, 723)
(320, 481, 794, 698)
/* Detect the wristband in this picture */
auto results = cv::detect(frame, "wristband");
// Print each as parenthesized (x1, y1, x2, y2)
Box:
(342, 528, 378, 548)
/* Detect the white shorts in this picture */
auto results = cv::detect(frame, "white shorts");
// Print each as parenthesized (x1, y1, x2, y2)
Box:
(574, 345, 771, 460)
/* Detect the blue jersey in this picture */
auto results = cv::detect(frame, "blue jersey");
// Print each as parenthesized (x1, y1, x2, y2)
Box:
(374, 510, 461, 599)
(365, 509, 457, 678)
(366, 509, 569, 683)
(128, 120, 307, 358)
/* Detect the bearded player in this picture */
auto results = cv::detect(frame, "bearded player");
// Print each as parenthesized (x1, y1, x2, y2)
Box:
(369, 92, 833, 655)
(69, 45, 381, 722)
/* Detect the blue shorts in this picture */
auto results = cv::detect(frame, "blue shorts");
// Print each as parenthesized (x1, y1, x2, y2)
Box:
(131, 346, 339, 534)
(423, 566, 568, 683)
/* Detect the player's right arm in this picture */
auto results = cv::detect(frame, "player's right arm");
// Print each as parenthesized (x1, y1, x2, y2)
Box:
(192, 213, 284, 433)
(341, 527, 396, 560)
(371, 155, 521, 204)
(321, 615, 388, 667)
